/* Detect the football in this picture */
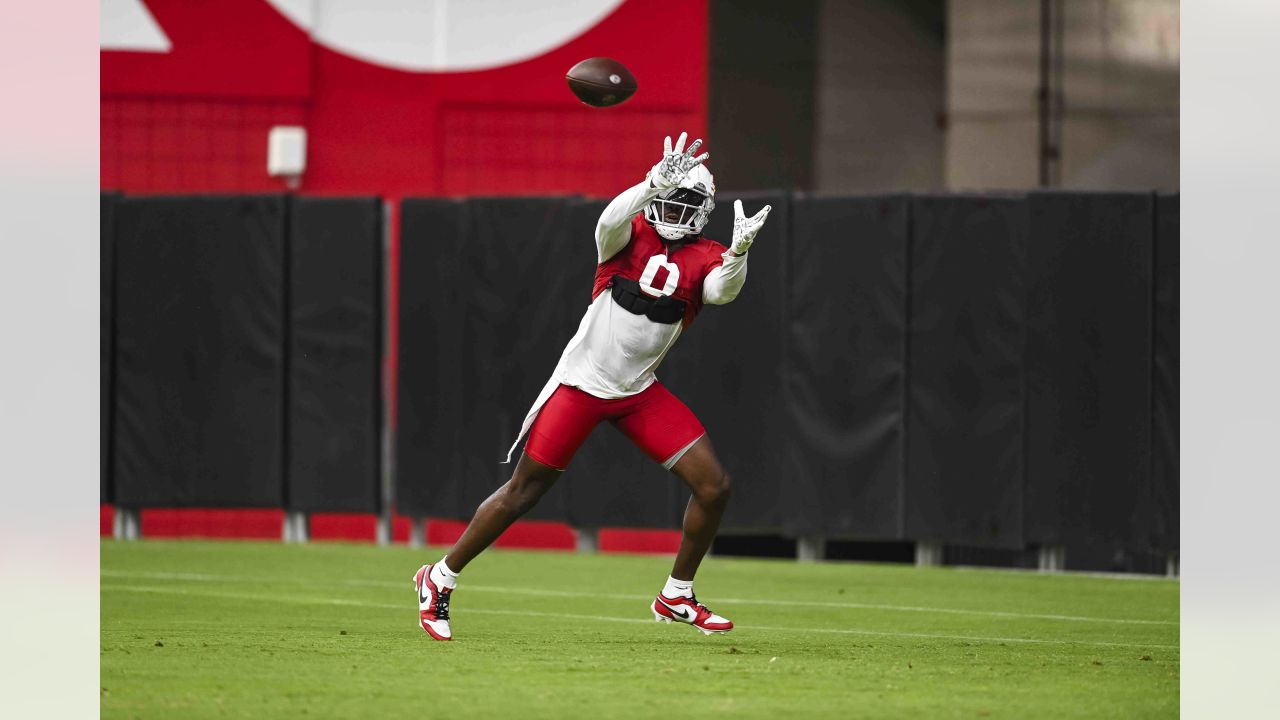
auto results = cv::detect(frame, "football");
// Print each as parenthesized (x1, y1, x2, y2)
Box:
(566, 57, 637, 108)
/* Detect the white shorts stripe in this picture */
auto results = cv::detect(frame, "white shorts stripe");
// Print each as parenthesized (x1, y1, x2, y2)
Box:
(662, 433, 704, 470)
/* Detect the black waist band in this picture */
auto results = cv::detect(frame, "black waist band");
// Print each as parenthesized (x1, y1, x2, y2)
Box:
(609, 275, 686, 325)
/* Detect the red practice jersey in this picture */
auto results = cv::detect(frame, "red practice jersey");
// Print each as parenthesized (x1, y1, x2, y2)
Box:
(591, 215, 730, 328)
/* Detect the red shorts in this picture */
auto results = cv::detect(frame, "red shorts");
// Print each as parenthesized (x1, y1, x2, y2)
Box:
(523, 382, 706, 471)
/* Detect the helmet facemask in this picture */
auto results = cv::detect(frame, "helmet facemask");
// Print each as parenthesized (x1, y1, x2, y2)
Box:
(645, 183, 715, 242)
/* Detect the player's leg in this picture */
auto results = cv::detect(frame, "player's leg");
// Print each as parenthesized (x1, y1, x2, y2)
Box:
(444, 452, 561, 572)
(668, 436, 731, 582)
(414, 384, 601, 641)
(612, 383, 733, 634)
(445, 384, 601, 569)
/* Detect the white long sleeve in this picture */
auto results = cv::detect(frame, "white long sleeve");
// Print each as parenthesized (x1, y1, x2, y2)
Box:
(596, 181, 661, 262)
(702, 251, 748, 305)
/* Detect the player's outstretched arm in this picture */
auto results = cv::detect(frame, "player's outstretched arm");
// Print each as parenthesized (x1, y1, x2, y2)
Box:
(704, 199, 771, 305)
(595, 181, 660, 262)
(595, 131, 710, 263)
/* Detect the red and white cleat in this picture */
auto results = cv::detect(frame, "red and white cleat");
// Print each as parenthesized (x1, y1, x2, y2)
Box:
(652, 593, 733, 635)
(413, 564, 453, 641)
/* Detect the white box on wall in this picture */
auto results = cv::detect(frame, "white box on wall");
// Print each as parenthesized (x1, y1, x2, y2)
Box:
(267, 126, 307, 177)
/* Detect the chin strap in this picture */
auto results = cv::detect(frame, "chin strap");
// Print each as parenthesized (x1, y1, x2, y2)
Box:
(646, 212, 700, 242)
(661, 233, 700, 247)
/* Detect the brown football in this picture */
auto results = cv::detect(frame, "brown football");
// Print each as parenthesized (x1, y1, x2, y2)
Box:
(566, 57, 637, 108)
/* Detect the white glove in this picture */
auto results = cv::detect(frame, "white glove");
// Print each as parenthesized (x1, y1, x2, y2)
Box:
(730, 199, 771, 255)
(648, 131, 709, 190)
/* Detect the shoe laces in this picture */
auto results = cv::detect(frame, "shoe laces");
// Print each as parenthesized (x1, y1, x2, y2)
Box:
(434, 586, 452, 621)
(688, 593, 713, 618)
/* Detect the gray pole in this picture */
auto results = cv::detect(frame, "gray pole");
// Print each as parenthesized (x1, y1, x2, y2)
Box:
(378, 198, 396, 546)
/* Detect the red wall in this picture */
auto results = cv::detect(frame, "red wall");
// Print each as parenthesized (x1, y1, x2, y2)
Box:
(100, 0, 709, 198)
(100, 505, 683, 554)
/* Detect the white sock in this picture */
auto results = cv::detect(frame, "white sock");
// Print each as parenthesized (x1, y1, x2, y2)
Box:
(430, 558, 459, 589)
(662, 575, 693, 598)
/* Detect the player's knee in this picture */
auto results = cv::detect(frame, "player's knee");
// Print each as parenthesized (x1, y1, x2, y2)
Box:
(506, 469, 558, 510)
(697, 471, 731, 505)
(717, 472, 732, 502)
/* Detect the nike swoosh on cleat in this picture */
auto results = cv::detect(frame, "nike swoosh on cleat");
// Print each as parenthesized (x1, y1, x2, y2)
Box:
(657, 599, 694, 621)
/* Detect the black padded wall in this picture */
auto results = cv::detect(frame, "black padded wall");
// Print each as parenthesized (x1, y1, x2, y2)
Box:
(396, 198, 582, 521)
(783, 196, 909, 539)
(1023, 193, 1154, 547)
(906, 196, 1027, 548)
(397, 200, 470, 517)
(1152, 194, 1179, 552)
(386, 191, 1175, 549)
(286, 197, 383, 513)
(113, 196, 286, 507)
(455, 198, 580, 522)
(101, 192, 119, 504)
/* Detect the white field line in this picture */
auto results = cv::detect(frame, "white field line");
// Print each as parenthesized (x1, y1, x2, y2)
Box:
(101, 570, 1177, 627)
(102, 583, 1178, 651)
(950, 565, 1177, 582)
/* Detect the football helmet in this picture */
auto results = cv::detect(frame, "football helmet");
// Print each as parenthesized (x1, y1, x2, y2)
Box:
(644, 164, 716, 241)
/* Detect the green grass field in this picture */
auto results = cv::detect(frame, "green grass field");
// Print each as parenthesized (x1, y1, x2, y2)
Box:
(101, 540, 1178, 718)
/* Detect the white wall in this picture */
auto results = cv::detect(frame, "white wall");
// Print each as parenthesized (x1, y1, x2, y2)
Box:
(946, 0, 1179, 191)
(815, 0, 947, 193)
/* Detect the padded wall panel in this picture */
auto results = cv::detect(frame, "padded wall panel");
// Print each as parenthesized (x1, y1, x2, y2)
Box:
(286, 197, 383, 512)
(455, 198, 580, 522)
(1152, 194, 1179, 551)
(1024, 192, 1154, 547)
(783, 196, 908, 538)
(905, 196, 1026, 548)
(396, 200, 469, 517)
(392, 190, 1174, 545)
(101, 193, 118, 503)
(113, 196, 286, 507)
(660, 191, 791, 531)
(397, 198, 582, 521)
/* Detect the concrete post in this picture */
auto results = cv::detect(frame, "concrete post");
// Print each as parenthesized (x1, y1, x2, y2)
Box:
(574, 527, 599, 554)
(915, 541, 943, 567)
(409, 518, 426, 549)
(376, 514, 391, 546)
(1037, 544, 1065, 572)
(283, 511, 310, 543)
(797, 535, 826, 562)
(114, 507, 140, 541)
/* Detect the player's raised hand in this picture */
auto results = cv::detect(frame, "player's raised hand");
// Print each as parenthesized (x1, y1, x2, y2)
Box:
(730, 199, 771, 255)
(649, 131, 710, 189)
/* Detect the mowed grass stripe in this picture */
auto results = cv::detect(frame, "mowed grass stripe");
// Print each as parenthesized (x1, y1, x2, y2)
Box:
(101, 541, 1180, 623)
(101, 569, 1175, 626)
(102, 582, 1178, 650)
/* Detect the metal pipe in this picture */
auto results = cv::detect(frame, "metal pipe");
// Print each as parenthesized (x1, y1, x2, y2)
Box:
(1038, 0, 1052, 187)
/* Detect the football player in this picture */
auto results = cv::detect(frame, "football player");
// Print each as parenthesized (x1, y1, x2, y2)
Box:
(414, 132, 770, 641)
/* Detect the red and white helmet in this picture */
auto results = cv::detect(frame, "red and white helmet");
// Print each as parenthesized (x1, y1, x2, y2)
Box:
(644, 164, 716, 241)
